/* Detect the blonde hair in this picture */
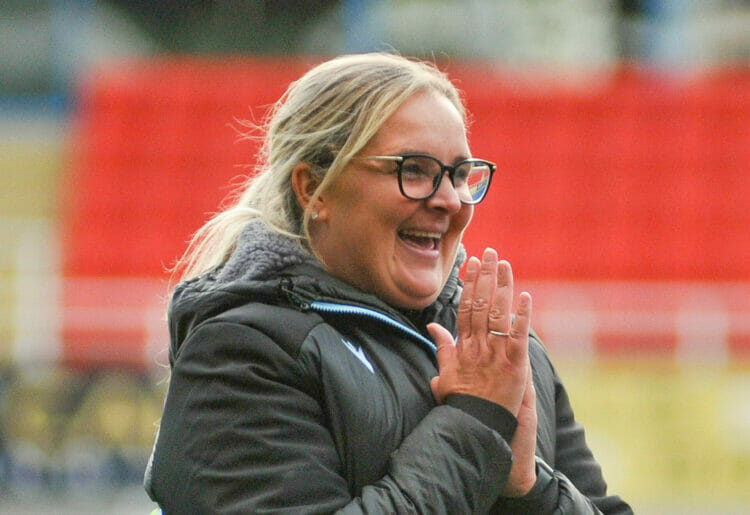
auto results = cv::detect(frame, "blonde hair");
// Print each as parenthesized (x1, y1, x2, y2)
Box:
(175, 52, 466, 281)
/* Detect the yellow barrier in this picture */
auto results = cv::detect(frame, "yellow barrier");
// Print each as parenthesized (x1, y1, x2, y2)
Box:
(556, 358, 750, 512)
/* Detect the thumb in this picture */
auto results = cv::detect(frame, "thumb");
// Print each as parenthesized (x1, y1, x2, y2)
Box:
(430, 376, 443, 404)
(426, 322, 455, 370)
(427, 323, 455, 405)
(522, 362, 536, 412)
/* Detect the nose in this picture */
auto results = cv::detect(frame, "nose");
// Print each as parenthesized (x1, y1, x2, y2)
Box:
(426, 170, 462, 212)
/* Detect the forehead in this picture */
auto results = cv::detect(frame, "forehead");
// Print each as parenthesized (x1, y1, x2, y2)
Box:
(366, 90, 468, 154)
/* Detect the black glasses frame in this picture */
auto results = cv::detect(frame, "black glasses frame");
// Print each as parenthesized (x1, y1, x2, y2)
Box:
(360, 153, 497, 205)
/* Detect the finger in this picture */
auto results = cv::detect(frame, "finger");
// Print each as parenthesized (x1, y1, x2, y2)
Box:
(470, 248, 498, 339)
(457, 256, 480, 344)
(488, 260, 514, 336)
(506, 291, 532, 365)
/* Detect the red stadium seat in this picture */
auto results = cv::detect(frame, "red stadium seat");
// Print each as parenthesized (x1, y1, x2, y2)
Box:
(61, 58, 750, 367)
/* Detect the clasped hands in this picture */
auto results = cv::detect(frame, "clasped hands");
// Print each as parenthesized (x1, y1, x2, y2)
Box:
(428, 248, 537, 497)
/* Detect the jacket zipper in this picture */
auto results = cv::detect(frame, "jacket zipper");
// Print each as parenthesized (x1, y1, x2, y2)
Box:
(309, 300, 437, 355)
(280, 279, 438, 355)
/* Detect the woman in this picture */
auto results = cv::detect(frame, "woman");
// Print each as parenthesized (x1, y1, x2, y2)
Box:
(145, 53, 632, 513)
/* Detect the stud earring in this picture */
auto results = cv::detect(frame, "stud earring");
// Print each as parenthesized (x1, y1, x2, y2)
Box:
(311, 211, 319, 220)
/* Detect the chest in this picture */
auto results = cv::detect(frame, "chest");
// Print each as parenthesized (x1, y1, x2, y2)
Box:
(306, 322, 438, 493)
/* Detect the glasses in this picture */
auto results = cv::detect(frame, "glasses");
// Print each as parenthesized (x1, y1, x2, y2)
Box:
(359, 153, 496, 205)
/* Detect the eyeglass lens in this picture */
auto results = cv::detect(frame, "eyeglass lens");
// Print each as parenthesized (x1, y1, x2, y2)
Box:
(399, 155, 491, 204)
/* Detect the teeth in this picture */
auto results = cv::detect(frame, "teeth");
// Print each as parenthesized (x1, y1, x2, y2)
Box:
(400, 230, 442, 239)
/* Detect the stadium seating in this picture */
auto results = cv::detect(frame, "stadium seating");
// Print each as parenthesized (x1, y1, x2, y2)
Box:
(60, 58, 750, 368)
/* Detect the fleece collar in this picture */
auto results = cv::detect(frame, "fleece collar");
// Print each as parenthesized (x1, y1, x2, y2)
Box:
(212, 219, 465, 314)
(216, 220, 317, 284)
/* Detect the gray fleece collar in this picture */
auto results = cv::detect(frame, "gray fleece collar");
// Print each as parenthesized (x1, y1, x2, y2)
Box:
(216, 220, 317, 284)
(215, 219, 465, 305)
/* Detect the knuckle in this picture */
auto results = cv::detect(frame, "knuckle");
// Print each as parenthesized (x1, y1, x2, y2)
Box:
(472, 297, 489, 311)
(458, 297, 473, 313)
(480, 262, 495, 274)
(488, 306, 505, 323)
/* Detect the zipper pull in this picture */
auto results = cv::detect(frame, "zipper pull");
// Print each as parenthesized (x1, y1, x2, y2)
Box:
(280, 279, 311, 310)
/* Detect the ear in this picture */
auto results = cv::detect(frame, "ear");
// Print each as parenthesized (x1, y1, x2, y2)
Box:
(291, 163, 324, 218)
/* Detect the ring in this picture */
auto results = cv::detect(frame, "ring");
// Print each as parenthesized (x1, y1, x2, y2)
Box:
(489, 330, 511, 337)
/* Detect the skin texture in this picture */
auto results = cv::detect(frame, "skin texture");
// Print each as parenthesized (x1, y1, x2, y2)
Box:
(297, 90, 474, 311)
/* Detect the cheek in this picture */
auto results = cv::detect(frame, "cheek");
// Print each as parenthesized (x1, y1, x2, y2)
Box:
(452, 205, 474, 237)
(337, 200, 402, 260)
(443, 207, 472, 261)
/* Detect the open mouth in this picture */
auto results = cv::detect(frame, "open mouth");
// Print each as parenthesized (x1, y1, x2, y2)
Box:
(398, 229, 441, 251)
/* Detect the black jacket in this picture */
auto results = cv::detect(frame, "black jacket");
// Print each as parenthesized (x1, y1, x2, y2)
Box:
(146, 221, 632, 514)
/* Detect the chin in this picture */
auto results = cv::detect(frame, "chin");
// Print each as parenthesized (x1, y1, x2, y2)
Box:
(384, 269, 445, 310)
(395, 287, 441, 311)
(392, 297, 436, 312)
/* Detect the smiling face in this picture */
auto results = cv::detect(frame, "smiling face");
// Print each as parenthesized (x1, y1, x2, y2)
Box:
(310, 90, 474, 310)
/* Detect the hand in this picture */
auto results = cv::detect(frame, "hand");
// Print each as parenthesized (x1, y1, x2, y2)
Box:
(502, 362, 538, 497)
(428, 248, 532, 416)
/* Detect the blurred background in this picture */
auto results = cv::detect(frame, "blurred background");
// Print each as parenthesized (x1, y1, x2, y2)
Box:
(1, 0, 749, 513)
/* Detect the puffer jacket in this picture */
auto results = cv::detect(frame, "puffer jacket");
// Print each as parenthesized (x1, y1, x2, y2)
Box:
(145, 220, 632, 514)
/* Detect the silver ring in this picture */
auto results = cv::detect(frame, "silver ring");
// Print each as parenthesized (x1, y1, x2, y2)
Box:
(489, 330, 511, 337)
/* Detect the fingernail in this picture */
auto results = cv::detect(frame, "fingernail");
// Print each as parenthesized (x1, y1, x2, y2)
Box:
(482, 250, 493, 263)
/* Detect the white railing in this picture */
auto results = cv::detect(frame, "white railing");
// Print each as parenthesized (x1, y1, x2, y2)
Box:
(4, 219, 749, 368)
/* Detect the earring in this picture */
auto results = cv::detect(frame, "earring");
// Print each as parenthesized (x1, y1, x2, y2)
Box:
(311, 211, 319, 220)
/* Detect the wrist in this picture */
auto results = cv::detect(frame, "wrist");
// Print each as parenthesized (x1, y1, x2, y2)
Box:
(502, 456, 554, 498)
(503, 467, 537, 498)
(445, 393, 518, 443)
(521, 457, 554, 498)
(497, 457, 557, 512)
